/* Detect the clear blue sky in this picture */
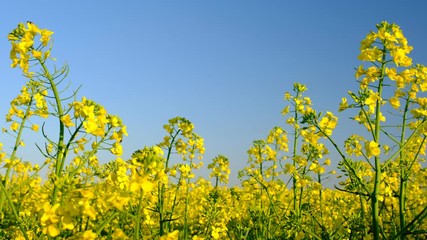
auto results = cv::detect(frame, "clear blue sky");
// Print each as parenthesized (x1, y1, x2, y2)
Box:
(1, 1, 427, 185)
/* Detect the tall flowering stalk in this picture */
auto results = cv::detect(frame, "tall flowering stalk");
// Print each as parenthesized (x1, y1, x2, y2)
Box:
(208, 155, 230, 188)
(350, 22, 424, 240)
(282, 83, 313, 221)
(313, 21, 427, 239)
(158, 117, 204, 239)
(5, 22, 127, 239)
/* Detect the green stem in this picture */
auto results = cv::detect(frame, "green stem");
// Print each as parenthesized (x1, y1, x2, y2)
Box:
(0, 181, 29, 240)
(134, 190, 144, 240)
(360, 195, 367, 237)
(398, 95, 410, 240)
(184, 168, 191, 240)
(259, 153, 263, 212)
(95, 211, 118, 235)
(392, 204, 427, 240)
(40, 61, 65, 205)
(383, 120, 426, 166)
(314, 124, 370, 194)
(0, 97, 33, 212)
(255, 177, 280, 238)
(159, 131, 179, 236)
(318, 173, 323, 228)
(292, 105, 299, 217)
(371, 46, 386, 240)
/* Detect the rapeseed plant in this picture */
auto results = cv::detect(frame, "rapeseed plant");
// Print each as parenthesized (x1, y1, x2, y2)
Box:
(0, 21, 426, 240)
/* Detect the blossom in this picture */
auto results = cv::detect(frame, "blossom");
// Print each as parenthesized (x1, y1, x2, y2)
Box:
(60, 114, 75, 127)
(110, 142, 123, 156)
(338, 97, 348, 112)
(160, 230, 179, 240)
(365, 140, 381, 157)
(389, 96, 400, 109)
(82, 230, 97, 240)
(10, 121, 19, 131)
(318, 111, 338, 136)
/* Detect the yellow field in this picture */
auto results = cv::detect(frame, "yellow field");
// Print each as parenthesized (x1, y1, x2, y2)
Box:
(1, 21, 427, 239)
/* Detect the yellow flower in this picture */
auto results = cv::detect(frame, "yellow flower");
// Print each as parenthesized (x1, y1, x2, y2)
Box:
(46, 225, 60, 237)
(130, 176, 153, 193)
(293, 82, 307, 92)
(61, 216, 74, 230)
(40, 29, 54, 46)
(26, 22, 40, 35)
(365, 91, 380, 113)
(41, 202, 61, 237)
(112, 228, 128, 239)
(389, 96, 400, 109)
(110, 116, 121, 127)
(82, 230, 97, 240)
(281, 105, 290, 115)
(365, 140, 381, 157)
(10, 121, 19, 131)
(83, 118, 98, 134)
(318, 111, 338, 136)
(31, 124, 39, 132)
(82, 105, 95, 119)
(108, 194, 130, 211)
(160, 230, 179, 240)
(358, 47, 382, 62)
(32, 49, 42, 59)
(284, 163, 296, 175)
(34, 92, 46, 109)
(391, 48, 412, 67)
(120, 125, 128, 136)
(60, 114, 75, 127)
(338, 97, 348, 112)
(110, 142, 123, 156)
(192, 236, 205, 240)
(41, 203, 60, 225)
(211, 226, 220, 239)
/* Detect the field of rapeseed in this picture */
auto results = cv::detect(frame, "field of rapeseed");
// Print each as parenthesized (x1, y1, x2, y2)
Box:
(1, 21, 427, 239)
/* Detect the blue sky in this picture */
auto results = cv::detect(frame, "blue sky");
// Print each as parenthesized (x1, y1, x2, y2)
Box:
(1, 1, 427, 185)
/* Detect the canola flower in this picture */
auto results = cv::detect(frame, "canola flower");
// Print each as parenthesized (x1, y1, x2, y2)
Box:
(0, 21, 426, 240)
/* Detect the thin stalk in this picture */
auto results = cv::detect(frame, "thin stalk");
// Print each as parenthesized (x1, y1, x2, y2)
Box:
(371, 46, 387, 240)
(298, 167, 305, 214)
(259, 161, 263, 211)
(40, 61, 65, 205)
(398, 95, 410, 240)
(292, 106, 299, 217)
(95, 211, 118, 235)
(0, 181, 29, 240)
(360, 195, 367, 237)
(4, 100, 32, 183)
(392, 205, 427, 240)
(168, 176, 183, 225)
(314, 124, 369, 194)
(0, 97, 33, 211)
(383, 120, 427, 166)
(134, 190, 144, 240)
(318, 173, 323, 227)
(255, 177, 281, 238)
(159, 130, 179, 236)
(183, 160, 193, 240)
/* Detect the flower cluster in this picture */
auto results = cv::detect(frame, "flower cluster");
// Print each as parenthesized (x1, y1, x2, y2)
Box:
(207, 155, 230, 185)
(8, 22, 53, 74)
